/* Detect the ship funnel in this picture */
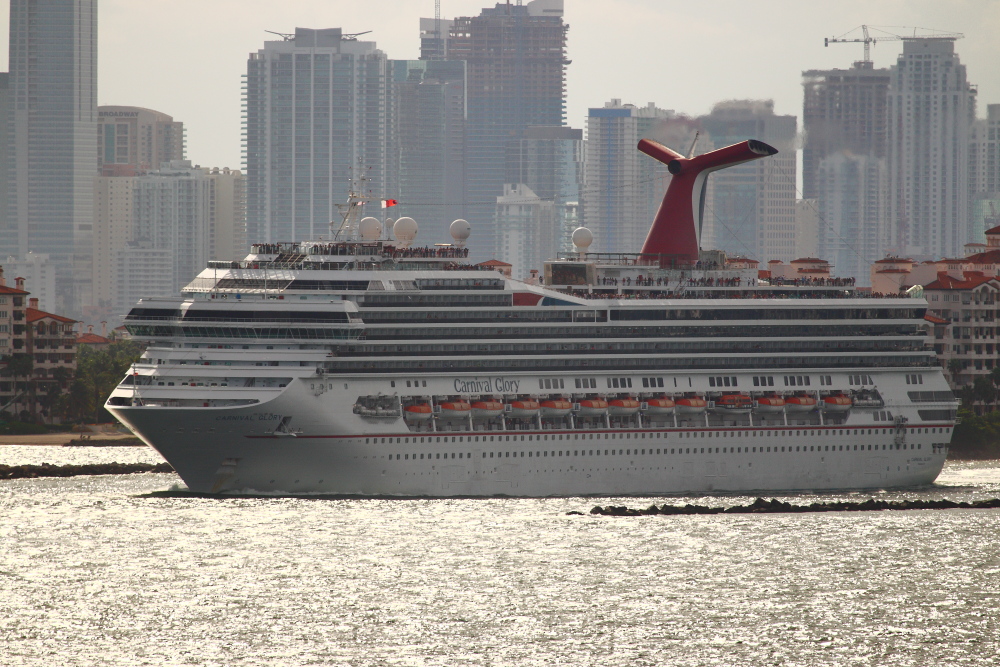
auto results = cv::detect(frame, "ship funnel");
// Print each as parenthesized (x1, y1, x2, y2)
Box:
(638, 138, 778, 264)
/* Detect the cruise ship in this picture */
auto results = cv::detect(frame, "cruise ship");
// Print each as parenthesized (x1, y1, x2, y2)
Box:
(106, 138, 957, 496)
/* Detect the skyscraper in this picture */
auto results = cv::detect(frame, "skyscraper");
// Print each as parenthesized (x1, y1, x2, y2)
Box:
(504, 125, 582, 258)
(392, 59, 466, 244)
(802, 62, 890, 282)
(7, 0, 98, 314)
(446, 0, 568, 258)
(244, 28, 392, 244)
(581, 100, 683, 254)
(97, 106, 185, 173)
(699, 100, 797, 263)
(886, 37, 976, 259)
(969, 104, 1000, 238)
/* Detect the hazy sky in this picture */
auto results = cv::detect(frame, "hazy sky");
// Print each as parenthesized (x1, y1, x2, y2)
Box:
(2, 0, 999, 171)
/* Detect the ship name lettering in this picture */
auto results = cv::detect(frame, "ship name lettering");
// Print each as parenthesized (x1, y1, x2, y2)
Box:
(453, 377, 519, 394)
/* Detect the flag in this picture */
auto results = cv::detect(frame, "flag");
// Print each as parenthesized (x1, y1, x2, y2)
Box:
(381, 199, 398, 208)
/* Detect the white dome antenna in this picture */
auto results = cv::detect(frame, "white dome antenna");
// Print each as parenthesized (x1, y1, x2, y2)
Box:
(393, 217, 418, 248)
(359, 216, 381, 241)
(450, 219, 471, 247)
(572, 227, 593, 254)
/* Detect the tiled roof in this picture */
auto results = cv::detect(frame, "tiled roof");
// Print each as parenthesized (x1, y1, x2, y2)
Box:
(26, 307, 76, 324)
(965, 249, 1000, 264)
(0, 284, 28, 295)
(76, 333, 110, 344)
(923, 274, 998, 290)
(477, 259, 511, 266)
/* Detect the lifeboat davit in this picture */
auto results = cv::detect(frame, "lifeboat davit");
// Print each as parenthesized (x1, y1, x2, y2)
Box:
(643, 397, 676, 415)
(608, 398, 641, 416)
(471, 400, 504, 419)
(676, 396, 708, 415)
(755, 395, 786, 414)
(403, 403, 433, 422)
(438, 400, 472, 420)
(506, 399, 540, 418)
(576, 398, 609, 417)
(822, 394, 853, 412)
(540, 399, 573, 418)
(712, 394, 754, 414)
(785, 395, 818, 413)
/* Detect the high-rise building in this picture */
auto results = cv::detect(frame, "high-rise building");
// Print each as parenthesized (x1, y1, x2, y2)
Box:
(0, 73, 11, 235)
(97, 106, 185, 173)
(93, 161, 246, 322)
(494, 183, 555, 279)
(391, 59, 466, 244)
(581, 100, 683, 254)
(802, 62, 890, 198)
(504, 125, 582, 259)
(969, 104, 1000, 238)
(802, 62, 890, 281)
(7, 0, 98, 315)
(814, 152, 886, 283)
(244, 28, 392, 244)
(699, 100, 797, 263)
(886, 37, 976, 259)
(446, 0, 568, 258)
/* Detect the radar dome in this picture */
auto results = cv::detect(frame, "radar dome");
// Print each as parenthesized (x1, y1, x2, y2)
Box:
(571, 227, 594, 250)
(359, 216, 381, 241)
(393, 217, 418, 247)
(450, 219, 471, 246)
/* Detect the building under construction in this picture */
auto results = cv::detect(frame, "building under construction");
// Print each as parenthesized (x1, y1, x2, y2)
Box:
(445, 0, 568, 259)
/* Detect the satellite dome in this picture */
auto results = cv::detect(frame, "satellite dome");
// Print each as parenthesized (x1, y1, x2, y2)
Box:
(571, 227, 594, 250)
(393, 217, 418, 247)
(359, 216, 381, 241)
(450, 219, 471, 246)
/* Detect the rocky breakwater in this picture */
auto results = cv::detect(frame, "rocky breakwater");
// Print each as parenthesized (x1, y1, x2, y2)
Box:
(583, 496, 1000, 517)
(1, 462, 174, 480)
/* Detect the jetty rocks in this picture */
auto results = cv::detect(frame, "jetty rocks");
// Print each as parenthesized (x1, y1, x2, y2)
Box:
(0, 462, 174, 480)
(587, 496, 1000, 517)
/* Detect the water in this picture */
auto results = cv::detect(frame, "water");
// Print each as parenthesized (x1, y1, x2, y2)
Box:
(2, 446, 999, 666)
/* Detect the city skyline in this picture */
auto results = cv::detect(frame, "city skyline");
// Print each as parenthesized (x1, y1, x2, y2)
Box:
(2, 0, 996, 172)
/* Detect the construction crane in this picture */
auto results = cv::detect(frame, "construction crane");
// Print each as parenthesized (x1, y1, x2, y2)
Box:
(825, 25, 964, 64)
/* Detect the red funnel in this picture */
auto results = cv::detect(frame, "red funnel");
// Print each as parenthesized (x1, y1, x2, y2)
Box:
(638, 138, 778, 262)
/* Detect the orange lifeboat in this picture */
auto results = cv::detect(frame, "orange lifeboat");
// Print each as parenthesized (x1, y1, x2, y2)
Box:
(471, 400, 504, 419)
(438, 400, 472, 420)
(576, 398, 609, 417)
(712, 394, 754, 414)
(676, 396, 707, 415)
(608, 397, 641, 416)
(540, 399, 573, 418)
(785, 395, 818, 413)
(506, 399, 540, 418)
(755, 395, 786, 414)
(822, 394, 853, 413)
(644, 397, 676, 415)
(403, 403, 433, 422)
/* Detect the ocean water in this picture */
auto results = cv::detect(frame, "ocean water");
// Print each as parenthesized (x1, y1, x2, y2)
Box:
(1, 446, 999, 666)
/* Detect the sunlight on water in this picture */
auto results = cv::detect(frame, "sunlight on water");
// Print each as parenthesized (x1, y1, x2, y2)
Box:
(1, 453, 998, 666)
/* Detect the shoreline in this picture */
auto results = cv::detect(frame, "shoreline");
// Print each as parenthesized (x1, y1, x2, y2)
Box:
(0, 434, 144, 447)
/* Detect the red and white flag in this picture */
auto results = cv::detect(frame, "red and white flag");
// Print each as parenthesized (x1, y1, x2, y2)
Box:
(381, 199, 398, 208)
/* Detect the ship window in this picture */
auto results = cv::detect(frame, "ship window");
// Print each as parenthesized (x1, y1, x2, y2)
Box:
(390, 381, 395, 387)
(642, 378, 649, 388)
(753, 377, 759, 387)
(723, 377, 731, 387)
(406, 381, 411, 387)
(576, 379, 582, 388)
(709, 377, 716, 387)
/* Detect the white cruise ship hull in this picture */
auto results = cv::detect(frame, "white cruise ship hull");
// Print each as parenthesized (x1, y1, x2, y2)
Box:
(111, 379, 949, 497)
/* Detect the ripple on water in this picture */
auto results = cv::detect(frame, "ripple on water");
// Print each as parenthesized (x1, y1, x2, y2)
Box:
(0, 460, 998, 666)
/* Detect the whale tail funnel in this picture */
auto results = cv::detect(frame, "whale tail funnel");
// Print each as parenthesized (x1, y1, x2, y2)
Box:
(638, 138, 778, 264)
